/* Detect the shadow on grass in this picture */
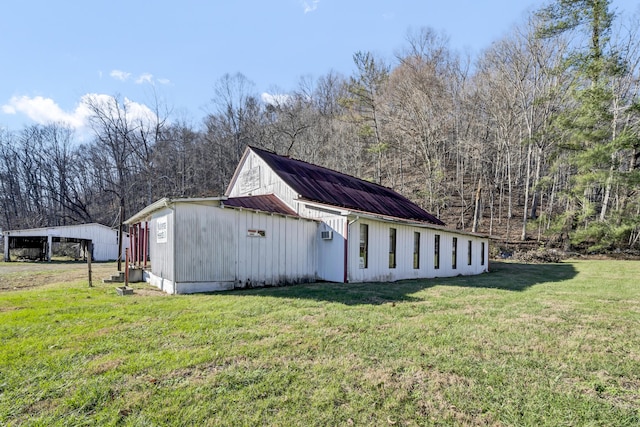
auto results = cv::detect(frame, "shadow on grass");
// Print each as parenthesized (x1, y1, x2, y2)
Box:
(233, 261, 577, 306)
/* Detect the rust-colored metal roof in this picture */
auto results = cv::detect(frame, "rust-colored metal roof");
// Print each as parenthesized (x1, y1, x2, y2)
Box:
(250, 147, 445, 225)
(224, 194, 298, 217)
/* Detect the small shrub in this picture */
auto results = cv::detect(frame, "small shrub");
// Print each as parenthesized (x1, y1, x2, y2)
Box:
(511, 248, 565, 263)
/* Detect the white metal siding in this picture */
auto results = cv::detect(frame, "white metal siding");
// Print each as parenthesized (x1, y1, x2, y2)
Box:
(174, 202, 236, 283)
(304, 208, 346, 283)
(235, 210, 317, 287)
(347, 219, 489, 283)
(227, 152, 299, 210)
(143, 200, 318, 294)
(148, 208, 175, 286)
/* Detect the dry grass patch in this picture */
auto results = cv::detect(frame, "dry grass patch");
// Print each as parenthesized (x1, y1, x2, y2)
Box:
(0, 261, 116, 290)
(87, 357, 125, 375)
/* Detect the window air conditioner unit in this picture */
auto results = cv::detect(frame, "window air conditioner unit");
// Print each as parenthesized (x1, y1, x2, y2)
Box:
(321, 231, 333, 240)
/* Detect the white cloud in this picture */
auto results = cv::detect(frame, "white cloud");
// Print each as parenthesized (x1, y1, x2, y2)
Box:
(261, 92, 291, 106)
(122, 97, 158, 127)
(110, 69, 132, 81)
(301, 0, 319, 13)
(2, 95, 90, 129)
(1, 94, 160, 141)
(109, 70, 170, 86)
(135, 73, 154, 84)
(1, 104, 15, 114)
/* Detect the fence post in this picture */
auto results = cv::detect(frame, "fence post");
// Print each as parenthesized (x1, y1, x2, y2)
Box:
(87, 241, 93, 287)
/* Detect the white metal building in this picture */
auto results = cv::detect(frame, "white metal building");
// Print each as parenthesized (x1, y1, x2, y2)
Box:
(125, 196, 318, 294)
(126, 146, 490, 294)
(2, 223, 128, 262)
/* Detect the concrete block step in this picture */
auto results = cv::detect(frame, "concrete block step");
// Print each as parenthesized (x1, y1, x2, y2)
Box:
(103, 272, 125, 283)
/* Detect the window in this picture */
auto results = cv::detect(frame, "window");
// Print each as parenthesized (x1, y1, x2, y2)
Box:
(468, 240, 473, 265)
(359, 224, 368, 269)
(413, 232, 420, 269)
(389, 228, 397, 268)
(481, 242, 485, 266)
(434, 234, 440, 269)
(452, 237, 458, 269)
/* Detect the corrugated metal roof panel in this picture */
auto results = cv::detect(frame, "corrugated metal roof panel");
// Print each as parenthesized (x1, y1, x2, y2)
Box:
(250, 147, 445, 225)
(224, 194, 298, 217)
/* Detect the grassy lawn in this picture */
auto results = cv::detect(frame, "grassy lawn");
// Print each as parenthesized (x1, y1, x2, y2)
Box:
(1, 260, 638, 426)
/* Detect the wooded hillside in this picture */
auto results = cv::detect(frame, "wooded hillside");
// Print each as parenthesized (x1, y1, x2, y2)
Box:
(1, 1, 639, 253)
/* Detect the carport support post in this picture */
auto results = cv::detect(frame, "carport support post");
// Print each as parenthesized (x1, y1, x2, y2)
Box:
(47, 234, 53, 262)
(3, 233, 9, 262)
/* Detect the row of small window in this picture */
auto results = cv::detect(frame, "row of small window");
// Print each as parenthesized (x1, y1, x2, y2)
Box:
(359, 224, 485, 269)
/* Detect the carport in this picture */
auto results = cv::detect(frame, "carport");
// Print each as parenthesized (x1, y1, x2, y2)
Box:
(2, 223, 127, 262)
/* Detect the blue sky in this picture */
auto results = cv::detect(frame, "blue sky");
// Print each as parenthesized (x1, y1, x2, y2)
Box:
(1, 0, 638, 135)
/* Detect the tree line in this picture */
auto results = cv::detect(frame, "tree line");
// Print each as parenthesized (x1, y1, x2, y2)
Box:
(1, 0, 639, 252)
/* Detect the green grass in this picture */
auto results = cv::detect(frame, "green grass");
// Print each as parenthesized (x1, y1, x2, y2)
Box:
(1, 260, 639, 426)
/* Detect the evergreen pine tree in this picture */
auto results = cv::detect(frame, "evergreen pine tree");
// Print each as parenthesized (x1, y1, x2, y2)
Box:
(537, 0, 640, 251)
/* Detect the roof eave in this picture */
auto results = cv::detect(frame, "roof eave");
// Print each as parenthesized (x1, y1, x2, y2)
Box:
(125, 197, 226, 225)
(349, 212, 490, 237)
(299, 198, 489, 238)
(125, 198, 172, 225)
(221, 203, 318, 222)
(299, 198, 440, 225)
